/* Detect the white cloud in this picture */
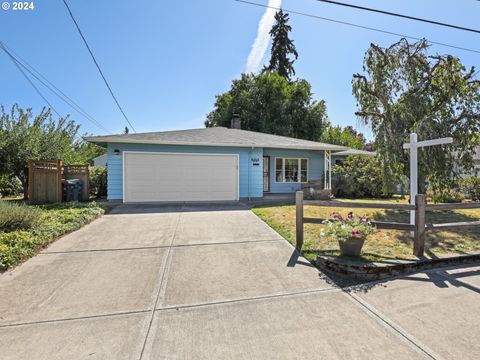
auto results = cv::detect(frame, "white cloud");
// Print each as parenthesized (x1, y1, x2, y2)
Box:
(245, 0, 282, 74)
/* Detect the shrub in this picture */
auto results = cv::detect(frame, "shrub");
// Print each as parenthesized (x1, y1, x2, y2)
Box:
(0, 202, 106, 271)
(0, 202, 40, 231)
(427, 187, 465, 203)
(0, 175, 22, 198)
(90, 166, 107, 198)
(0, 231, 36, 270)
(459, 176, 480, 201)
(332, 155, 385, 198)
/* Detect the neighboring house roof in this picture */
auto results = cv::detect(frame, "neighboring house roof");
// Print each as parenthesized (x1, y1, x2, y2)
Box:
(85, 127, 348, 151)
(92, 154, 107, 166)
(333, 149, 376, 156)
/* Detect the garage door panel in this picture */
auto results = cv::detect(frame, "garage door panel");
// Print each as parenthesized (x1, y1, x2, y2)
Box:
(124, 153, 238, 202)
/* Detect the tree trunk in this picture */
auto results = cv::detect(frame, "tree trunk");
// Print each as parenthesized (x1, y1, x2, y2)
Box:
(22, 180, 28, 201)
(18, 171, 28, 201)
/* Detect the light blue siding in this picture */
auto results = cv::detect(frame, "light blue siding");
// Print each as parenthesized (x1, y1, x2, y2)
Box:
(106, 143, 263, 200)
(263, 148, 325, 194)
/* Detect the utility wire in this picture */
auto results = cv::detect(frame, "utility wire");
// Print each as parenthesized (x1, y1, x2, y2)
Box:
(315, 0, 480, 35)
(235, 0, 480, 54)
(1, 44, 85, 142)
(1, 43, 86, 142)
(1, 42, 62, 118)
(62, 0, 137, 133)
(1, 41, 113, 134)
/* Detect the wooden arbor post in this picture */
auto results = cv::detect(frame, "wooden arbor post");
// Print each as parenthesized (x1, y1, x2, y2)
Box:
(413, 194, 426, 257)
(28, 160, 34, 201)
(57, 160, 63, 203)
(296, 191, 304, 251)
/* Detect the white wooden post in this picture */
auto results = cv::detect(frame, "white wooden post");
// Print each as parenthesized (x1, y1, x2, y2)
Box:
(328, 150, 332, 190)
(403, 133, 453, 234)
(324, 151, 327, 189)
(324, 150, 331, 190)
(409, 133, 418, 226)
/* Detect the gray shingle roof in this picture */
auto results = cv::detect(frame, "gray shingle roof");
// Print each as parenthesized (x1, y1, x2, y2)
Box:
(85, 127, 348, 151)
(333, 149, 376, 156)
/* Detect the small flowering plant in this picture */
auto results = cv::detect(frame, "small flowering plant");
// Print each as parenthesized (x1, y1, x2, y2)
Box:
(321, 212, 377, 242)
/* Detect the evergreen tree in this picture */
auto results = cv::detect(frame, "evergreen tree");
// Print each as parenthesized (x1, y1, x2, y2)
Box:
(267, 10, 298, 81)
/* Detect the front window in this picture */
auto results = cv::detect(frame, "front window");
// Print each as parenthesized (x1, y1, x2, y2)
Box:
(275, 158, 308, 183)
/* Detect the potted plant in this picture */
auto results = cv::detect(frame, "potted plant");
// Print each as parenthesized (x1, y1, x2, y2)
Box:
(321, 212, 377, 256)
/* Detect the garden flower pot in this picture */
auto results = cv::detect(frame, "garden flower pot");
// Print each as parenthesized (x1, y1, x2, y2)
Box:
(338, 236, 366, 256)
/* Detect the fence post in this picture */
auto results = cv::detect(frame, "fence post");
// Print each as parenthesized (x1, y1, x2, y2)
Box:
(57, 160, 63, 203)
(414, 194, 426, 257)
(296, 191, 304, 251)
(28, 160, 33, 202)
(85, 164, 91, 201)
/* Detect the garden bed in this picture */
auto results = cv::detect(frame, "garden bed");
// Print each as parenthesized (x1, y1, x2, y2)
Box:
(252, 198, 480, 264)
(0, 201, 108, 271)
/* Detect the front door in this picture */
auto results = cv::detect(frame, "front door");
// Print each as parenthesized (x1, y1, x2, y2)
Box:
(263, 156, 270, 192)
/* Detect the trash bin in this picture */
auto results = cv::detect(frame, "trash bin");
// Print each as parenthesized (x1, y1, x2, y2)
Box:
(62, 179, 84, 202)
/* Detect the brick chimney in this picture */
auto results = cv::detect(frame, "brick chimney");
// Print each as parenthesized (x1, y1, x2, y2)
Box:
(230, 113, 241, 129)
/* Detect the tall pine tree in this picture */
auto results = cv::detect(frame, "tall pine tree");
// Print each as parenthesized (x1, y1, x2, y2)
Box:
(267, 10, 298, 81)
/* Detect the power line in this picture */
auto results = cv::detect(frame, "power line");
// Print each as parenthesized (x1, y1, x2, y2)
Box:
(235, 0, 480, 54)
(61, 0, 137, 133)
(3, 42, 112, 134)
(315, 0, 480, 35)
(1, 41, 113, 134)
(0, 42, 62, 118)
(1, 43, 85, 142)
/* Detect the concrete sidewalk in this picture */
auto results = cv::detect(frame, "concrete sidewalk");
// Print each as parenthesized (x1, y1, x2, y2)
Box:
(0, 203, 478, 359)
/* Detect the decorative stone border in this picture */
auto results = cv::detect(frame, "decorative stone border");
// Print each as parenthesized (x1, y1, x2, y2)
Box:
(315, 253, 480, 282)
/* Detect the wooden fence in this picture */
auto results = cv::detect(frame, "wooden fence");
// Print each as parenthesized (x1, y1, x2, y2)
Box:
(28, 160, 90, 203)
(295, 191, 480, 257)
(28, 160, 63, 203)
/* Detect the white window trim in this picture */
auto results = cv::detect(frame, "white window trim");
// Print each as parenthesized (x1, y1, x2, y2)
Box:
(273, 157, 309, 183)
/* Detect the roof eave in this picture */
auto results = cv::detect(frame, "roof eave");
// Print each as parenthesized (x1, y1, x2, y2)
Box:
(84, 137, 348, 151)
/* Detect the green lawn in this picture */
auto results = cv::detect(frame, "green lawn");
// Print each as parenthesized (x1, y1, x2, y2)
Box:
(253, 198, 480, 263)
(0, 201, 108, 271)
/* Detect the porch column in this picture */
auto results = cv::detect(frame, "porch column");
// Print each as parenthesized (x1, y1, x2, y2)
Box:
(324, 150, 332, 190)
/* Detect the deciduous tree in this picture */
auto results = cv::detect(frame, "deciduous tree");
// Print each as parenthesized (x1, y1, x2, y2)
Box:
(353, 38, 480, 195)
(0, 105, 87, 198)
(320, 125, 366, 149)
(205, 72, 329, 141)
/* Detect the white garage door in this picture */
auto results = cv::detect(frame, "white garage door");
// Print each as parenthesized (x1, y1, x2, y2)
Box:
(123, 152, 239, 202)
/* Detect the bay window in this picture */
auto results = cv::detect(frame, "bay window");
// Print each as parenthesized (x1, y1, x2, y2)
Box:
(275, 158, 308, 183)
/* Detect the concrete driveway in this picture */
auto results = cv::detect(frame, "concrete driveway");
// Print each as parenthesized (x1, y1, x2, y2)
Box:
(0, 203, 479, 359)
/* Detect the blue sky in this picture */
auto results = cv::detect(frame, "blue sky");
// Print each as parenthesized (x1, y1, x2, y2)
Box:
(0, 0, 478, 140)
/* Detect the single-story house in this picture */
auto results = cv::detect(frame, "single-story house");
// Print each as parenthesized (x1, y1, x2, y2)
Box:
(92, 153, 108, 167)
(85, 123, 348, 203)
